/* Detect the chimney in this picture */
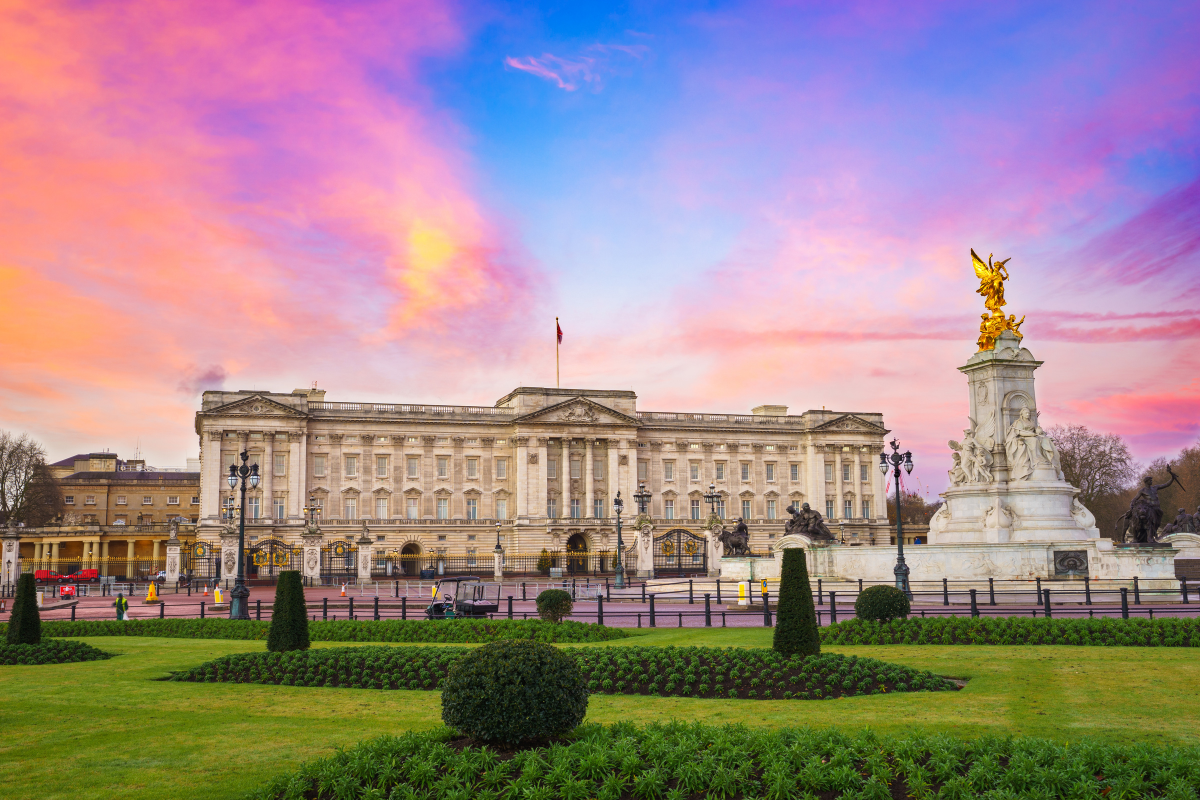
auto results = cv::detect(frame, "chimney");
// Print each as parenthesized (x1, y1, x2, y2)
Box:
(751, 405, 788, 416)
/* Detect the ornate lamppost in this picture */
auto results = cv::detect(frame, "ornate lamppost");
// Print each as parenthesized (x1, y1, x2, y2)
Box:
(878, 439, 914, 599)
(493, 520, 504, 581)
(704, 482, 721, 518)
(226, 450, 259, 620)
(634, 481, 651, 515)
(613, 491, 626, 589)
(302, 496, 320, 528)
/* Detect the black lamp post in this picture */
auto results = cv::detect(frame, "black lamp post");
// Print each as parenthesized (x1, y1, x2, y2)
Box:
(878, 439, 914, 599)
(302, 496, 320, 527)
(634, 481, 651, 515)
(226, 450, 259, 620)
(613, 491, 626, 589)
(704, 482, 721, 517)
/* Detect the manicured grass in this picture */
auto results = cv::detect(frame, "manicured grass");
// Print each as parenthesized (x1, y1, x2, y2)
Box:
(1, 630, 1198, 800)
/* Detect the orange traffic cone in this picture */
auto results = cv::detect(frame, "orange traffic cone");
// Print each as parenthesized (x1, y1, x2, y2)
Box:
(340, 583, 346, 597)
(203, 583, 208, 596)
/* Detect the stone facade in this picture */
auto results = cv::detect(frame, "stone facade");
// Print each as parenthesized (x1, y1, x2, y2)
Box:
(193, 386, 892, 559)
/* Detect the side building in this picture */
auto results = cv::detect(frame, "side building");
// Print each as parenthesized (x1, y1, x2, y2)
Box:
(194, 386, 892, 578)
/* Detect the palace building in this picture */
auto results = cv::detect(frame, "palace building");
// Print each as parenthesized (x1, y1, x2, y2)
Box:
(193, 386, 892, 575)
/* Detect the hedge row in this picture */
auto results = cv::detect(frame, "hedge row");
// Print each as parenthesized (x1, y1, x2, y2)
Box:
(820, 616, 1200, 647)
(169, 645, 958, 700)
(0, 640, 112, 666)
(0, 618, 628, 643)
(248, 722, 1200, 800)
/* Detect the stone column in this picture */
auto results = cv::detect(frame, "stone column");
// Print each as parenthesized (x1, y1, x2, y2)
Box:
(872, 445, 887, 520)
(636, 523, 655, 578)
(51, 540, 60, 569)
(607, 440, 620, 515)
(1, 524, 20, 588)
(300, 523, 323, 584)
(165, 524, 181, 584)
(100, 540, 109, 576)
(126, 539, 135, 561)
(202, 430, 224, 520)
(514, 436, 530, 519)
(834, 448, 844, 521)
(290, 432, 304, 519)
(356, 524, 374, 583)
(584, 439, 594, 519)
(493, 545, 504, 580)
(152, 540, 161, 563)
(219, 528, 240, 582)
(751, 444, 764, 519)
(537, 438, 550, 519)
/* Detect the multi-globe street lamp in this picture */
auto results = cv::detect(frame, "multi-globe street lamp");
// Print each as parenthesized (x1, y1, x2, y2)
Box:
(226, 450, 260, 620)
(613, 491, 626, 589)
(633, 481, 651, 516)
(878, 438, 915, 599)
(703, 482, 721, 517)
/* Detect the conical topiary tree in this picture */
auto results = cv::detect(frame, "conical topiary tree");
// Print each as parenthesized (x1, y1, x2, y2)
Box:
(7, 573, 42, 645)
(772, 547, 820, 658)
(266, 571, 310, 652)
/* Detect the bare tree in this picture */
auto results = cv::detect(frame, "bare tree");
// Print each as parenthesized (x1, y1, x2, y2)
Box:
(1046, 425, 1139, 539)
(887, 490, 942, 525)
(0, 431, 64, 526)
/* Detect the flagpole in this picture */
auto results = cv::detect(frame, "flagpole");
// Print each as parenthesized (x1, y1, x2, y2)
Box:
(555, 317, 560, 388)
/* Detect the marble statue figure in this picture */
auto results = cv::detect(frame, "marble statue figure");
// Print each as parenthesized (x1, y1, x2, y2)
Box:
(1004, 406, 1063, 482)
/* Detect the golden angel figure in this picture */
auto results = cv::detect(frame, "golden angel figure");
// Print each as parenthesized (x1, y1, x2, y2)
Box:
(971, 248, 1010, 313)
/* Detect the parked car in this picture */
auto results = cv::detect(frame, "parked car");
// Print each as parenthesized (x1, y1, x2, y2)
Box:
(151, 570, 167, 581)
(33, 570, 67, 584)
(65, 569, 99, 583)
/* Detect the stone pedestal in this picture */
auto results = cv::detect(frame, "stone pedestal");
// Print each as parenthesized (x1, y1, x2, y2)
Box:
(635, 520, 655, 578)
(165, 536, 181, 584)
(1, 524, 20, 588)
(356, 525, 374, 584)
(493, 547, 504, 581)
(219, 527, 240, 582)
(300, 525, 323, 583)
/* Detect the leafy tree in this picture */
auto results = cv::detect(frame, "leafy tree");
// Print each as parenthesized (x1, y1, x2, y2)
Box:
(7, 573, 41, 645)
(536, 589, 573, 623)
(772, 548, 820, 658)
(536, 548, 551, 575)
(0, 431, 63, 526)
(266, 571, 310, 652)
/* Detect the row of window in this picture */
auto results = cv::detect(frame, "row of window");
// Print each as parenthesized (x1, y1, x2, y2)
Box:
(311, 455, 510, 480)
(541, 498, 873, 521)
(240, 497, 512, 521)
(635, 462, 874, 483)
(65, 495, 199, 506)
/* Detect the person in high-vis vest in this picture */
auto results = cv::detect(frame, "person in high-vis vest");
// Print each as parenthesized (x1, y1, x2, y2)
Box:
(114, 592, 129, 620)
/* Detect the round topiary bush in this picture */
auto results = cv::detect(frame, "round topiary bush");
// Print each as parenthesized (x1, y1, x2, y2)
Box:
(441, 639, 587, 746)
(855, 585, 911, 622)
(535, 589, 573, 623)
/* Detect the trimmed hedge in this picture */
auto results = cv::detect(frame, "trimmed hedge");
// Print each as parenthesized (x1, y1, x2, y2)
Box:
(4, 617, 628, 643)
(0, 640, 111, 665)
(773, 548, 820, 657)
(535, 589, 573, 623)
(854, 584, 911, 622)
(246, 723, 1200, 800)
(169, 645, 958, 700)
(821, 616, 1200, 647)
(6, 573, 41, 645)
(266, 571, 309, 652)
(442, 640, 587, 745)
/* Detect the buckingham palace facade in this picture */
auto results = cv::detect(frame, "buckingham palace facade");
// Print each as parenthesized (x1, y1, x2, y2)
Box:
(194, 386, 892, 572)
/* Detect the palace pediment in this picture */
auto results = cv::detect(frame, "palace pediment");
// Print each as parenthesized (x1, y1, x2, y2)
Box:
(203, 395, 308, 419)
(811, 414, 888, 434)
(514, 396, 640, 427)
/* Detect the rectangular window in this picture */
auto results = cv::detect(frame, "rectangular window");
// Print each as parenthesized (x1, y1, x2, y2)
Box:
(466, 458, 478, 479)
(767, 499, 777, 520)
(741, 463, 750, 481)
(845, 499, 853, 519)
(116, 496, 127, 505)
(64, 495, 75, 505)
(570, 459, 582, 479)
(436, 498, 448, 519)
(862, 500, 871, 519)
(715, 462, 725, 481)
(223, 452, 237, 471)
(825, 464, 833, 482)
(861, 464, 868, 482)
(276, 497, 287, 519)
(548, 459, 557, 479)
(843, 463, 851, 482)
(594, 499, 605, 518)
(495, 458, 507, 479)
(437, 456, 449, 478)
(142, 496, 152, 505)
(716, 499, 725, 519)
(466, 498, 478, 520)
(496, 499, 507, 520)
(376, 456, 388, 478)
(274, 453, 287, 477)
(664, 499, 674, 520)
(167, 496, 179, 505)
(376, 497, 388, 519)
(594, 460, 603, 480)
(791, 463, 800, 481)
(345, 456, 357, 477)
(690, 499, 701, 520)
(191, 496, 200, 505)
(407, 456, 419, 478)
(343, 498, 356, 519)
(547, 498, 558, 518)
(826, 499, 835, 519)
(765, 463, 775, 482)
(690, 462, 700, 481)
(664, 461, 674, 481)
(742, 499, 751, 519)
(406, 497, 418, 519)
(314, 455, 326, 477)
(637, 461, 647, 481)
(571, 498, 581, 518)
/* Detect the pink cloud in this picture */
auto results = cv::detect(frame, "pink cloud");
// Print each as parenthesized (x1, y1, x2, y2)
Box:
(505, 54, 599, 91)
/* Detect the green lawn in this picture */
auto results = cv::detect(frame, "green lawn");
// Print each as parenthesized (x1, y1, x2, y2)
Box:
(1, 630, 1197, 800)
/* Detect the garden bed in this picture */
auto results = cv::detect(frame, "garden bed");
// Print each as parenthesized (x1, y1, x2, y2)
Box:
(0, 640, 113, 665)
(169, 645, 959, 700)
(1, 617, 628, 644)
(821, 616, 1200, 647)
(247, 722, 1200, 800)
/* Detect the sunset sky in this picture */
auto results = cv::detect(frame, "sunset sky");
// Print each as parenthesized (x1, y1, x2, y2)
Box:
(2, 0, 1198, 496)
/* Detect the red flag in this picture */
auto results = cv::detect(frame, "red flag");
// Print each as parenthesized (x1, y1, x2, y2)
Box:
(556, 320, 563, 344)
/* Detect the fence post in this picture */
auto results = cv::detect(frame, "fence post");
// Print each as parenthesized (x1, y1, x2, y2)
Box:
(642, 583, 646, 603)
(1035, 577, 1041, 603)
(649, 594, 656, 627)
(521, 582, 526, 601)
(349, 596, 354, 620)
(374, 596, 380, 621)
(187, 582, 191, 597)
(393, 581, 398, 598)
(970, 589, 978, 617)
(201, 601, 206, 619)
(762, 592, 771, 627)
(716, 580, 722, 605)
(858, 578, 863, 593)
(597, 595, 603, 626)
(1120, 587, 1129, 619)
(817, 578, 823, 606)
(256, 599, 261, 621)
(71, 604, 76, 621)
(402, 596, 407, 621)
(322, 597, 328, 621)
(161, 601, 166, 619)
(1083, 576, 1091, 605)
(1133, 576, 1141, 605)
(829, 591, 837, 624)
(606, 579, 611, 602)
(1182, 578, 1189, 604)
(1043, 588, 1052, 619)
(704, 593, 711, 627)
(943, 578, 949, 606)
(988, 577, 995, 606)
(689, 579, 694, 604)
(678, 612, 683, 628)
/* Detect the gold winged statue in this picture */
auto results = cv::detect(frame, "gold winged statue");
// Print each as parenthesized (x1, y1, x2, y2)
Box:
(971, 249, 1023, 350)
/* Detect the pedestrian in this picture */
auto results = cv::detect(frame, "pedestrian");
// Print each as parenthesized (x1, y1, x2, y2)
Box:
(114, 591, 128, 620)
